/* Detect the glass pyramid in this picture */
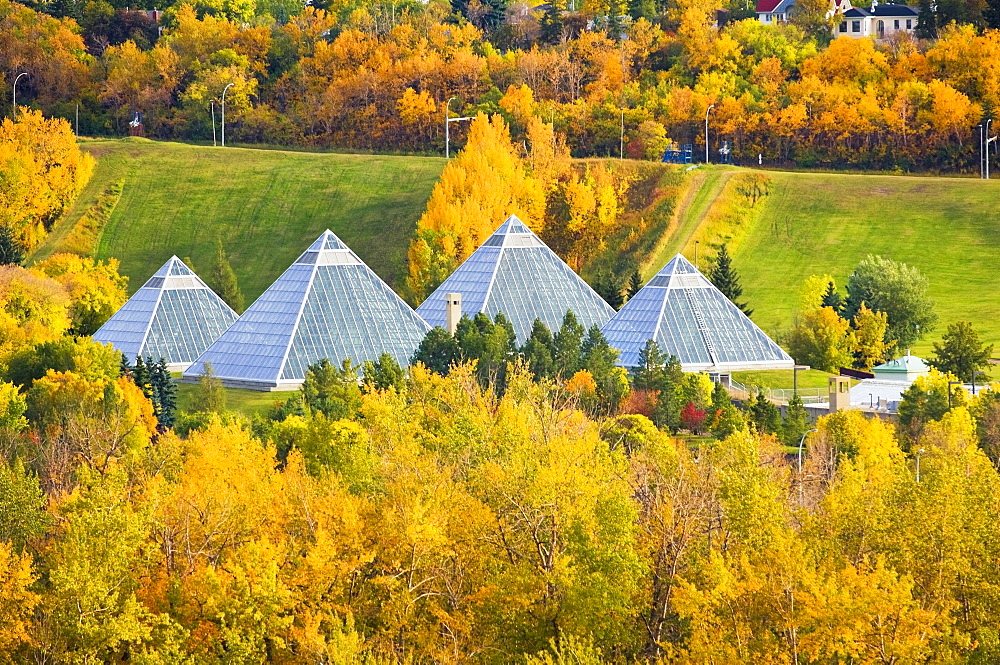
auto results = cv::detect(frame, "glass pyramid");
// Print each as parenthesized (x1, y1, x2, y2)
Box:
(416, 215, 616, 343)
(183, 230, 431, 390)
(601, 254, 793, 372)
(92, 256, 239, 370)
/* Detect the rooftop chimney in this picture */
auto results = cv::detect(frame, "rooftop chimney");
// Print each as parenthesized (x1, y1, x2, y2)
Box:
(445, 293, 462, 335)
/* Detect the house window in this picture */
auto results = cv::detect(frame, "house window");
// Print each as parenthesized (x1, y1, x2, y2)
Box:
(877, 19, 884, 36)
(894, 19, 899, 28)
(852, 20, 860, 32)
(840, 20, 847, 31)
(906, 18, 912, 28)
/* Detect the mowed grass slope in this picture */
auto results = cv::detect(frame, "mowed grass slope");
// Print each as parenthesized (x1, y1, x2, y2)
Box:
(34, 139, 444, 301)
(730, 170, 1000, 354)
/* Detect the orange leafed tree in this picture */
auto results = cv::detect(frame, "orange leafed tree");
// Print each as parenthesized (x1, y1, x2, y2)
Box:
(405, 113, 545, 302)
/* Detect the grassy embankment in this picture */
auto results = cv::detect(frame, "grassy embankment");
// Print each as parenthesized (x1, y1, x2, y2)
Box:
(33, 138, 445, 302)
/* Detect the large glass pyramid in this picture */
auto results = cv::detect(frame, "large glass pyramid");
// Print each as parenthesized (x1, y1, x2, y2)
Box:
(183, 230, 431, 390)
(601, 254, 793, 372)
(416, 215, 616, 343)
(93, 256, 238, 370)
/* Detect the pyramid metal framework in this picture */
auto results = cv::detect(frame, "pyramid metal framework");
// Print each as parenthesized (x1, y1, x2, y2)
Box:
(93, 256, 238, 371)
(416, 215, 616, 343)
(601, 254, 793, 372)
(183, 230, 431, 390)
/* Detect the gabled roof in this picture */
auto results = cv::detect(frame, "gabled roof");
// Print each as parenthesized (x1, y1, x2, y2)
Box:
(183, 230, 430, 390)
(843, 7, 870, 16)
(93, 256, 238, 370)
(415, 215, 616, 343)
(872, 4, 919, 15)
(601, 254, 793, 372)
(755, 0, 785, 12)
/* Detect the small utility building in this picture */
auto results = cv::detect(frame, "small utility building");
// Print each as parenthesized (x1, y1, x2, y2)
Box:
(92, 256, 238, 371)
(601, 254, 793, 373)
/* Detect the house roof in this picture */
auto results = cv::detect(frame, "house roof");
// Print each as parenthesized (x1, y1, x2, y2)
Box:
(872, 4, 919, 15)
(755, 0, 784, 13)
(843, 7, 870, 16)
(872, 354, 929, 375)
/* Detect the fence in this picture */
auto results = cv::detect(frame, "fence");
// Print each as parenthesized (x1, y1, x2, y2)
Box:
(728, 380, 826, 405)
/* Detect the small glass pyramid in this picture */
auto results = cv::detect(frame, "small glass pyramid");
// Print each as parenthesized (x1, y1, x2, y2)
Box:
(416, 215, 616, 343)
(183, 230, 430, 390)
(93, 256, 239, 370)
(601, 254, 793, 372)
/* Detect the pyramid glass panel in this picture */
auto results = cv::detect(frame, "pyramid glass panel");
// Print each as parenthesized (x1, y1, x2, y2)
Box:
(416, 215, 615, 343)
(602, 254, 793, 372)
(183, 230, 430, 390)
(93, 257, 238, 370)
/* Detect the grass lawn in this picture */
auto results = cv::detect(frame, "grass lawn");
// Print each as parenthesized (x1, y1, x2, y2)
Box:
(731, 170, 1000, 356)
(731, 368, 835, 390)
(175, 381, 297, 416)
(32, 138, 444, 301)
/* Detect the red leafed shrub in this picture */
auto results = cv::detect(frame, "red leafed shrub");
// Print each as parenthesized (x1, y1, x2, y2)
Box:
(680, 401, 707, 434)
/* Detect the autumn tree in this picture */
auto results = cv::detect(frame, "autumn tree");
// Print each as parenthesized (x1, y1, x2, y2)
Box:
(844, 255, 936, 351)
(930, 320, 993, 383)
(787, 306, 854, 372)
(406, 114, 545, 302)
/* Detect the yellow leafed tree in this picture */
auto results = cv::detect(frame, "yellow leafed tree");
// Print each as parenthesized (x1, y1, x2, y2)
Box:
(405, 114, 545, 302)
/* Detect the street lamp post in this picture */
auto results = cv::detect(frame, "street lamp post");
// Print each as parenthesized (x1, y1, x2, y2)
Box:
(793, 365, 810, 398)
(211, 101, 217, 147)
(445, 97, 473, 159)
(987, 118, 994, 180)
(221, 83, 234, 147)
(947, 380, 962, 409)
(916, 448, 926, 483)
(12, 72, 27, 119)
(694, 240, 700, 270)
(980, 124, 984, 179)
(704, 104, 715, 164)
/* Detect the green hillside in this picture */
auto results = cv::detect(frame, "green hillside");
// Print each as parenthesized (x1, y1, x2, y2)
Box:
(725, 169, 1000, 355)
(32, 139, 444, 301)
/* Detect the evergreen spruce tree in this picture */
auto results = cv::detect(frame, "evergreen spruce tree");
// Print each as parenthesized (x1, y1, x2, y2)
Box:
(581, 325, 627, 416)
(633, 339, 667, 391)
(194, 362, 227, 413)
(212, 238, 245, 313)
(521, 319, 556, 381)
(539, 0, 564, 44)
(626, 270, 643, 301)
(821, 281, 843, 314)
(592, 271, 624, 309)
(0, 226, 25, 266)
(708, 244, 752, 317)
(749, 390, 781, 435)
(709, 381, 745, 439)
(478, 312, 517, 391)
(362, 353, 406, 391)
(651, 355, 685, 431)
(411, 327, 460, 376)
(151, 358, 177, 429)
(553, 310, 585, 379)
(780, 393, 809, 447)
(133, 356, 151, 401)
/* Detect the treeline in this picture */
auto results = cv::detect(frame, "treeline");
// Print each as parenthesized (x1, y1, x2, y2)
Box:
(4, 0, 1000, 170)
(7, 330, 1000, 661)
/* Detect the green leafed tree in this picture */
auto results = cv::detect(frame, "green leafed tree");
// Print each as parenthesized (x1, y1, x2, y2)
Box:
(411, 327, 460, 376)
(521, 319, 556, 381)
(930, 321, 993, 384)
(844, 255, 937, 352)
(212, 238, 245, 314)
(362, 352, 405, 392)
(553, 310, 585, 379)
(301, 358, 362, 420)
(709, 244, 752, 317)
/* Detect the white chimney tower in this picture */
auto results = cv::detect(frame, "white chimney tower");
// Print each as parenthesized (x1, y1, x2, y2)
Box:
(445, 293, 462, 334)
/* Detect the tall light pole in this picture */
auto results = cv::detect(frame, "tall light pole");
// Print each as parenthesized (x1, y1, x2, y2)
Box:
(704, 104, 715, 164)
(979, 124, 984, 179)
(444, 96, 472, 159)
(915, 448, 925, 483)
(211, 100, 217, 147)
(793, 364, 810, 397)
(221, 83, 234, 147)
(987, 118, 995, 180)
(12, 72, 27, 119)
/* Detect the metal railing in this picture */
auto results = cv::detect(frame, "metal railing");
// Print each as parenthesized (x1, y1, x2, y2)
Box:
(727, 380, 826, 405)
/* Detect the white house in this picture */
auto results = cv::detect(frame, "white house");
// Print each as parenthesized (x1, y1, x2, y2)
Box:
(757, 0, 920, 41)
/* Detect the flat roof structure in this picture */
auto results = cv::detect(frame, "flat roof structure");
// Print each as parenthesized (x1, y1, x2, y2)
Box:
(92, 256, 238, 371)
(601, 254, 794, 372)
(416, 215, 616, 343)
(182, 230, 430, 390)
